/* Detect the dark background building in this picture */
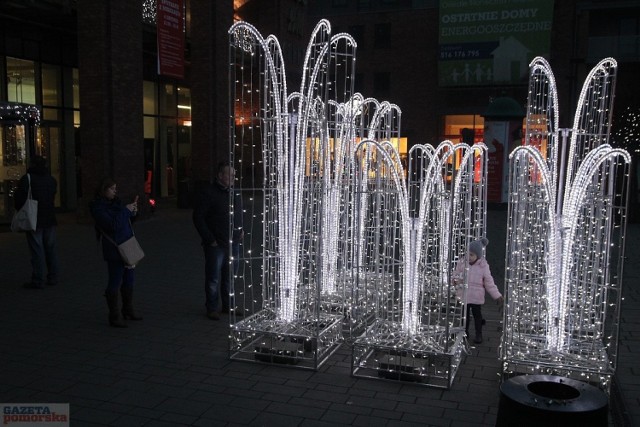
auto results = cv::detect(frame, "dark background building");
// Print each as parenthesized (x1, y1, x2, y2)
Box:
(0, 0, 638, 221)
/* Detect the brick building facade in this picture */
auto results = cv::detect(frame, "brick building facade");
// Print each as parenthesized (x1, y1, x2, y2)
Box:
(0, 0, 638, 220)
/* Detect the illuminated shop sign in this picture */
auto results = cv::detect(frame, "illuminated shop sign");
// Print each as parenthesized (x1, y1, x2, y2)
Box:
(438, 0, 554, 86)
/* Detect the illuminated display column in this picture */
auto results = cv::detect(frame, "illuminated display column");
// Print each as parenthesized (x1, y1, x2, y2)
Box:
(350, 140, 487, 388)
(336, 95, 404, 342)
(502, 57, 631, 392)
(227, 20, 358, 369)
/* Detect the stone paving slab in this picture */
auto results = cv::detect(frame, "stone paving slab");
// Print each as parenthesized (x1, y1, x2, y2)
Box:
(0, 206, 637, 426)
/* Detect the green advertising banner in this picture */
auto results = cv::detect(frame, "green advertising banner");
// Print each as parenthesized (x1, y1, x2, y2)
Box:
(439, 0, 554, 86)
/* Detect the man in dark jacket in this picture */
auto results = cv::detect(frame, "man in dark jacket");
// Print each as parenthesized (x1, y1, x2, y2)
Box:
(193, 162, 243, 320)
(14, 155, 59, 289)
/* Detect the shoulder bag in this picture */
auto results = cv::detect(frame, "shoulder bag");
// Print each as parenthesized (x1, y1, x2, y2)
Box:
(11, 174, 38, 232)
(100, 221, 145, 266)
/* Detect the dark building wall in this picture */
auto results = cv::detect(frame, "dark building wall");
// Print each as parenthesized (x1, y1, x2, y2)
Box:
(2, 0, 638, 216)
(0, 12, 77, 66)
(77, 0, 144, 208)
(353, 7, 442, 144)
(190, 0, 233, 182)
(306, 0, 640, 144)
(235, 0, 310, 89)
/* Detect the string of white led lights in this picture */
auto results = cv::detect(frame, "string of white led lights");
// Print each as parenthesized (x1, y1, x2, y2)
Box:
(503, 56, 631, 390)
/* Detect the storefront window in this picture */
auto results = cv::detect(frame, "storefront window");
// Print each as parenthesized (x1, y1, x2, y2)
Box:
(6, 57, 36, 105)
(37, 126, 62, 206)
(443, 114, 485, 143)
(143, 82, 192, 202)
(159, 83, 176, 116)
(160, 118, 176, 197)
(42, 64, 62, 107)
(143, 80, 157, 115)
(177, 86, 190, 118)
(42, 108, 61, 121)
(143, 116, 157, 198)
(73, 68, 80, 127)
(176, 86, 191, 186)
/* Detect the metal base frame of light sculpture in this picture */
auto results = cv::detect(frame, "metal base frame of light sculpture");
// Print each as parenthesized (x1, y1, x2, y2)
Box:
(502, 57, 631, 392)
(350, 139, 488, 388)
(227, 20, 358, 369)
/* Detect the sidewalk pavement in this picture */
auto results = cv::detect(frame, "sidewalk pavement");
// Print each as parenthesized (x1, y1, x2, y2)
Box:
(0, 206, 637, 426)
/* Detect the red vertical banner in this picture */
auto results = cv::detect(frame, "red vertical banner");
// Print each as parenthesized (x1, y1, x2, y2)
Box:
(157, 0, 184, 79)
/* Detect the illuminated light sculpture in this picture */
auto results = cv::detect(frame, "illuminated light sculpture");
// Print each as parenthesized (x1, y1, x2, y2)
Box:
(502, 57, 631, 391)
(324, 93, 403, 341)
(350, 139, 488, 388)
(227, 20, 360, 369)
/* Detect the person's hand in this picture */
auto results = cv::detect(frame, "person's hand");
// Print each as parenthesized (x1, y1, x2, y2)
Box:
(496, 296, 504, 306)
(126, 196, 139, 214)
(451, 272, 459, 284)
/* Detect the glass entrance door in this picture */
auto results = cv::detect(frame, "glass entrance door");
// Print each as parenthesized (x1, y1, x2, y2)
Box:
(37, 125, 62, 207)
(0, 122, 28, 222)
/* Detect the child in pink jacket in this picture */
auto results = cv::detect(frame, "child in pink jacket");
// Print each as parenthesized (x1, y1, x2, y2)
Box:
(453, 237, 503, 344)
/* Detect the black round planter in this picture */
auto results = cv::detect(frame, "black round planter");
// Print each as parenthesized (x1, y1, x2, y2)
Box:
(496, 375, 608, 426)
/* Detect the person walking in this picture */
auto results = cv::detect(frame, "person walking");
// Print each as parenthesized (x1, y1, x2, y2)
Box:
(90, 178, 142, 327)
(453, 237, 503, 344)
(14, 155, 59, 289)
(193, 162, 243, 320)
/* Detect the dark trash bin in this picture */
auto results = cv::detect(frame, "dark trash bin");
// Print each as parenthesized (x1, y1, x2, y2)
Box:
(496, 375, 608, 427)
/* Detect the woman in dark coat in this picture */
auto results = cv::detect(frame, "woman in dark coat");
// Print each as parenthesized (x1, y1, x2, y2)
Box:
(90, 178, 142, 327)
(14, 155, 58, 288)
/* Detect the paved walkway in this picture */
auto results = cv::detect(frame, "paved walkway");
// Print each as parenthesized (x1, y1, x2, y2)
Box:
(0, 206, 637, 426)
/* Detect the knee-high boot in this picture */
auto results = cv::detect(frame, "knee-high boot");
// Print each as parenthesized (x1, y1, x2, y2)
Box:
(121, 288, 143, 320)
(105, 292, 127, 328)
(474, 312, 483, 343)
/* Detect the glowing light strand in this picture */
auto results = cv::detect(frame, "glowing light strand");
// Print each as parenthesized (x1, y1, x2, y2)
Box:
(503, 56, 631, 390)
(228, 19, 359, 370)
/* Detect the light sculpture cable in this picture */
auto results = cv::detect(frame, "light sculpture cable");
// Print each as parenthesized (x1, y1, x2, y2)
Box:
(350, 139, 488, 388)
(502, 57, 631, 391)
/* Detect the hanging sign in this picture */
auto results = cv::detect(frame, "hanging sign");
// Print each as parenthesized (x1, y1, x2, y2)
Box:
(157, 0, 184, 79)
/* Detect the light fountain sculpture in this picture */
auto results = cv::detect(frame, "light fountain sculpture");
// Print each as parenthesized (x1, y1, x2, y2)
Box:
(227, 20, 360, 369)
(325, 93, 403, 341)
(502, 57, 631, 391)
(350, 139, 488, 388)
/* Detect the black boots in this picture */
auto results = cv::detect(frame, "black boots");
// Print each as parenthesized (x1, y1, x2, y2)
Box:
(121, 288, 143, 321)
(105, 289, 142, 327)
(105, 292, 127, 328)
(473, 315, 483, 343)
(466, 311, 484, 344)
